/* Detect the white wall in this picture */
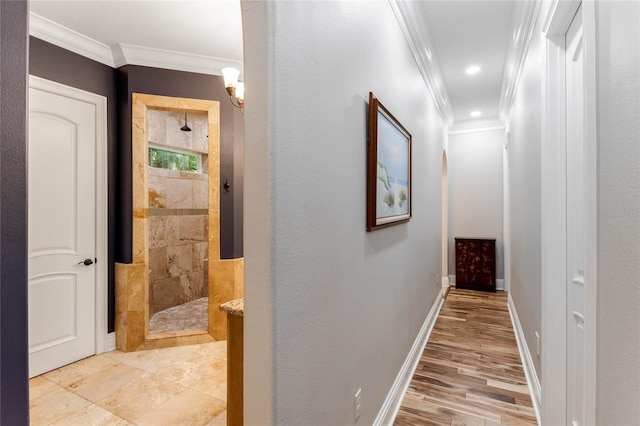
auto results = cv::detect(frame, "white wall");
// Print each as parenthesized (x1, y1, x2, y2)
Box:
(504, 14, 544, 380)
(448, 129, 505, 280)
(595, 2, 640, 423)
(242, 1, 447, 424)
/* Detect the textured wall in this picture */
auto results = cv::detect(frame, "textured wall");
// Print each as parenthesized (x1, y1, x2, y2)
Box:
(505, 19, 543, 380)
(448, 129, 505, 280)
(243, 1, 446, 423)
(595, 2, 640, 423)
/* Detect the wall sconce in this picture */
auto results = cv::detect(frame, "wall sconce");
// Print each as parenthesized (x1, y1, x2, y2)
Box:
(221, 67, 245, 114)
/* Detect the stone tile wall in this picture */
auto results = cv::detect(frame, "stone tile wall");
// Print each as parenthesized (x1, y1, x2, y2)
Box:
(148, 109, 209, 153)
(147, 109, 209, 316)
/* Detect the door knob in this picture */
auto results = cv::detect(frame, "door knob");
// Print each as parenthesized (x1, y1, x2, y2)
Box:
(78, 258, 94, 266)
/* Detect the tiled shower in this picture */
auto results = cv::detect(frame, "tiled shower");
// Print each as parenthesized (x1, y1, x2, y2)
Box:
(146, 109, 210, 333)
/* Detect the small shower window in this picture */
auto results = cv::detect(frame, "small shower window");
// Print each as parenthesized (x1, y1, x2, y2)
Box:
(149, 147, 201, 173)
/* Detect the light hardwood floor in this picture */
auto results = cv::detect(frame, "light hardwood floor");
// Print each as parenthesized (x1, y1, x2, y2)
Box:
(395, 289, 537, 426)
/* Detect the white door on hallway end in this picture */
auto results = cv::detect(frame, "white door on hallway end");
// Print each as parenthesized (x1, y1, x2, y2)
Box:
(565, 5, 587, 425)
(28, 77, 97, 378)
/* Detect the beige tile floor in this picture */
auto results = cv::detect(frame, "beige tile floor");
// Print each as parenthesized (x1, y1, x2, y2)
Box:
(149, 297, 209, 334)
(29, 341, 227, 425)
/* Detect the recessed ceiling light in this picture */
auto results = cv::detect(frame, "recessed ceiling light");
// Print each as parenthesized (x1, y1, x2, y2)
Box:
(465, 66, 481, 75)
(470, 111, 481, 118)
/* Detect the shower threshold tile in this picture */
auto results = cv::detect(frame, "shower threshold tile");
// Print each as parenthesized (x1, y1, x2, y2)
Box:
(149, 297, 208, 334)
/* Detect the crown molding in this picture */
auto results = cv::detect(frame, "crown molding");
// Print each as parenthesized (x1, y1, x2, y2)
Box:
(30, 12, 116, 67)
(498, 0, 543, 122)
(389, 0, 454, 130)
(29, 12, 243, 76)
(118, 43, 243, 76)
(448, 118, 505, 135)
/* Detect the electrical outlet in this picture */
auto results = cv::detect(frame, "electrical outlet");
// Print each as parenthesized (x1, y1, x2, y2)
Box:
(354, 388, 362, 422)
(436, 273, 440, 287)
(535, 331, 541, 356)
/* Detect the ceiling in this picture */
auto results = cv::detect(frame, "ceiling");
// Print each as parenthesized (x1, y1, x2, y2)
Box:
(419, 1, 514, 125)
(29, 0, 533, 132)
(29, 0, 244, 74)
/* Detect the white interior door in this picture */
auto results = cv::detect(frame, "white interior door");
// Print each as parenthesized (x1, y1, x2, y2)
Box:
(565, 5, 586, 425)
(28, 79, 97, 378)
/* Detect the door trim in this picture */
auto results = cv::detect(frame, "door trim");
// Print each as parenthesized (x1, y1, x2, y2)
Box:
(502, 131, 510, 293)
(541, 1, 597, 424)
(28, 75, 109, 355)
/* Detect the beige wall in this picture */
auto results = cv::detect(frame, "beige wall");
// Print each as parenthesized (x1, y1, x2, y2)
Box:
(448, 128, 505, 280)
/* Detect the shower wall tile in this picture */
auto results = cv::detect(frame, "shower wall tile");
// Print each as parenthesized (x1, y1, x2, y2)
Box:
(152, 276, 183, 313)
(179, 172, 206, 180)
(149, 247, 170, 281)
(132, 217, 148, 265)
(192, 243, 208, 271)
(148, 168, 171, 178)
(147, 109, 165, 145)
(180, 272, 204, 299)
(191, 271, 205, 295)
(192, 117, 209, 153)
(166, 178, 193, 209)
(166, 114, 192, 150)
(127, 265, 146, 312)
(192, 181, 208, 209)
(148, 175, 167, 209)
(148, 216, 167, 249)
(115, 262, 147, 352)
(167, 245, 192, 277)
(180, 215, 207, 243)
(165, 216, 181, 246)
(147, 109, 209, 154)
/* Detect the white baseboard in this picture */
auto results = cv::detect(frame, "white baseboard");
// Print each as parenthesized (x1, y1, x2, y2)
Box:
(441, 276, 450, 287)
(373, 288, 445, 425)
(496, 279, 505, 291)
(448, 275, 455, 286)
(508, 293, 541, 425)
(103, 332, 116, 352)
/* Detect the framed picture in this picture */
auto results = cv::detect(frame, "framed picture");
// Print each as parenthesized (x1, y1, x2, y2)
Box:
(367, 92, 412, 231)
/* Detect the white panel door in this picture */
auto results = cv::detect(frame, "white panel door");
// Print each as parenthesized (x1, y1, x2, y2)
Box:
(565, 5, 586, 425)
(28, 81, 97, 378)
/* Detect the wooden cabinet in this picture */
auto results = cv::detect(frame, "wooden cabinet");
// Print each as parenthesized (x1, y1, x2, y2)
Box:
(455, 238, 496, 292)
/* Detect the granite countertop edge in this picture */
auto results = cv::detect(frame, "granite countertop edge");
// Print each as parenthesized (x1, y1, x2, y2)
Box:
(219, 297, 244, 316)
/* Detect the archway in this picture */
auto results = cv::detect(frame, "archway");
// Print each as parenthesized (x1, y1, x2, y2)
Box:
(441, 150, 449, 287)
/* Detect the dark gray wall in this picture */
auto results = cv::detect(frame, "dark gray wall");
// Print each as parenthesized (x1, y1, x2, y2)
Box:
(29, 37, 118, 333)
(117, 65, 244, 263)
(0, 0, 30, 423)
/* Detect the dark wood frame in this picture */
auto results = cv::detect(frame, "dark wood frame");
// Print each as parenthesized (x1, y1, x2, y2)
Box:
(367, 92, 412, 231)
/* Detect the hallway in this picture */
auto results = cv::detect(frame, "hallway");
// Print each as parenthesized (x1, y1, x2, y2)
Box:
(29, 341, 227, 425)
(395, 289, 537, 425)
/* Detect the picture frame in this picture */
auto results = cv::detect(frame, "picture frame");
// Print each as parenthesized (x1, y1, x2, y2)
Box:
(367, 92, 412, 231)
